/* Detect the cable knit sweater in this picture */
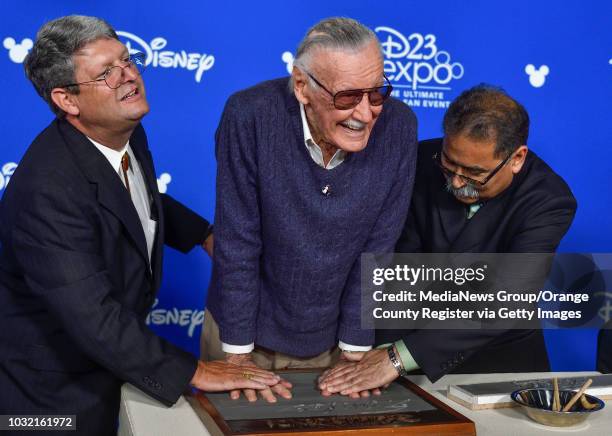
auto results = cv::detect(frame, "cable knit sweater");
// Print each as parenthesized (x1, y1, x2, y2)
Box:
(207, 77, 417, 357)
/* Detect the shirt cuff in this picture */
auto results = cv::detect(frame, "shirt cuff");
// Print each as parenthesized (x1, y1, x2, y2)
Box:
(221, 342, 255, 354)
(338, 341, 372, 352)
(394, 339, 420, 372)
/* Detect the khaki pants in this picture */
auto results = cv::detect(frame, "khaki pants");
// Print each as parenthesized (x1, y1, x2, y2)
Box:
(200, 309, 340, 370)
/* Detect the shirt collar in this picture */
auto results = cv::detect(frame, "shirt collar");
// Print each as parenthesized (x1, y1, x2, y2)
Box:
(87, 136, 130, 173)
(466, 202, 483, 219)
(299, 103, 346, 169)
(299, 102, 315, 146)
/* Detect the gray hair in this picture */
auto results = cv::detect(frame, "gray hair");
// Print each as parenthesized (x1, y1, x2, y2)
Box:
(24, 15, 118, 117)
(290, 17, 381, 90)
(443, 84, 530, 157)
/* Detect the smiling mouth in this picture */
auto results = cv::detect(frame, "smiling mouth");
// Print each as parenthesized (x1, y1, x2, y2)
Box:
(339, 120, 365, 132)
(121, 88, 139, 101)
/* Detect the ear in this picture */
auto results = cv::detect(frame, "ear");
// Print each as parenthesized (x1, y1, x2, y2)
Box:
(22, 38, 33, 50)
(3, 37, 15, 49)
(50, 87, 80, 116)
(292, 66, 309, 105)
(510, 145, 528, 174)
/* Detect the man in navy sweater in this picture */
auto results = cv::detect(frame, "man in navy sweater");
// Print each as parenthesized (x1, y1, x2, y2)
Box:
(202, 17, 418, 402)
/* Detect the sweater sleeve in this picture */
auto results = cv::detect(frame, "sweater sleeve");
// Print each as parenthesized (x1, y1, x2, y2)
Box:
(337, 107, 418, 346)
(210, 97, 262, 345)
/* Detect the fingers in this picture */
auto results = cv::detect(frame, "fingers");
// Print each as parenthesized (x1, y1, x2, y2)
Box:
(318, 368, 332, 384)
(240, 380, 267, 390)
(229, 383, 290, 403)
(279, 378, 293, 389)
(318, 364, 356, 389)
(244, 388, 258, 402)
(335, 373, 395, 395)
(325, 374, 360, 394)
(241, 369, 280, 385)
(258, 387, 278, 403)
(247, 374, 276, 386)
(319, 370, 356, 391)
(324, 363, 354, 380)
(271, 382, 293, 399)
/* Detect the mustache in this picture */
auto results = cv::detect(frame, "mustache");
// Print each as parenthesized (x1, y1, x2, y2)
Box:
(445, 177, 480, 200)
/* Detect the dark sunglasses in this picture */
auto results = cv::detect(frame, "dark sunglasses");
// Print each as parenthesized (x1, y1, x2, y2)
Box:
(305, 71, 393, 110)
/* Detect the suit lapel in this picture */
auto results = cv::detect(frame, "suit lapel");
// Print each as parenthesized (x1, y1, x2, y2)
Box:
(130, 132, 164, 288)
(450, 185, 512, 252)
(57, 119, 151, 272)
(434, 186, 467, 249)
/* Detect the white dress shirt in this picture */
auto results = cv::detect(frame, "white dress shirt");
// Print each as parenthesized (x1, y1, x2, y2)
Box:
(88, 137, 157, 263)
(221, 105, 371, 354)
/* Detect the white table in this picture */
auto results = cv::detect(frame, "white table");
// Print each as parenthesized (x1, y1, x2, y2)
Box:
(119, 371, 611, 436)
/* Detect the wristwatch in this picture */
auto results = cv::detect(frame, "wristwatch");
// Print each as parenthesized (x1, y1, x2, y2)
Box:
(387, 345, 407, 377)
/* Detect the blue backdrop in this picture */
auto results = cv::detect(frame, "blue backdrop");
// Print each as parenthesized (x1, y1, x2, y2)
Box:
(1, 0, 610, 370)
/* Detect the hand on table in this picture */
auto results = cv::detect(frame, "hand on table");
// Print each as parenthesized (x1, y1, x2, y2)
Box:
(318, 349, 398, 397)
(225, 352, 293, 403)
(190, 359, 280, 392)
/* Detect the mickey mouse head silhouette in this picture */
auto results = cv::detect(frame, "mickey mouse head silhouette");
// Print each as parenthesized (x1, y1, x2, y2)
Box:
(281, 51, 294, 74)
(3, 37, 33, 63)
(0, 162, 17, 191)
(525, 64, 549, 88)
(157, 173, 172, 194)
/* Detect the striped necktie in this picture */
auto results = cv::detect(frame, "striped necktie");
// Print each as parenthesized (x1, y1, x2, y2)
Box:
(121, 151, 131, 197)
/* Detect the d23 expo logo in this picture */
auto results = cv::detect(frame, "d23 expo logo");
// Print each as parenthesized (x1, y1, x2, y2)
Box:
(117, 31, 215, 83)
(375, 26, 464, 109)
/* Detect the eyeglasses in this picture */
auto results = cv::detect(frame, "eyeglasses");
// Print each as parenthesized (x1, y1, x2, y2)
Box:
(62, 52, 146, 90)
(433, 149, 515, 187)
(304, 70, 393, 110)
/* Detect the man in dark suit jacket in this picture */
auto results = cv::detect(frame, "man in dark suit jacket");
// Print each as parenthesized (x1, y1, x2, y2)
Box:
(319, 84, 577, 395)
(597, 320, 612, 373)
(0, 15, 278, 435)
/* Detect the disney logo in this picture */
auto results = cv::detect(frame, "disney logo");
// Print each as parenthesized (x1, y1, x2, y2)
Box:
(117, 31, 215, 83)
(146, 298, 204, 337)
(0, 162, 17, 191)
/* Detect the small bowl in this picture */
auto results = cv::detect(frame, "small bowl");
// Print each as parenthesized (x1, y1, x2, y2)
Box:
(511, 388, 605, 427)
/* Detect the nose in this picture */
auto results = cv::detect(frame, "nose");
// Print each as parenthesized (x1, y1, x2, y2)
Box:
(122, 62, 139, 82)
(351, 93, 374, 124)
(451, 173, 466, 189)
